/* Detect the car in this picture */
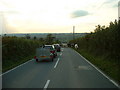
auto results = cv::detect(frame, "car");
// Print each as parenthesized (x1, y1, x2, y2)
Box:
(34, 47, 54, 62)
(53, 44, 61, 52)
(43, 45, 57, 58)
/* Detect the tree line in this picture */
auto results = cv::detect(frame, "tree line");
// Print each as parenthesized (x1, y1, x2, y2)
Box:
(2, 34, 60, 72)
(69, 20, 120, 61)
(69, 20, 120, 83)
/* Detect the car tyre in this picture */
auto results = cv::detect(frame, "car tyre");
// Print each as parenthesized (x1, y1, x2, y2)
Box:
(54, 55, 56, 58)
(36, 59, 38, 62)
(51, 58, 54, 62)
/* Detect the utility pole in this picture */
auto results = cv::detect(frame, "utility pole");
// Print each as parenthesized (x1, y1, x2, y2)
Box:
(73, 26, 75, 40)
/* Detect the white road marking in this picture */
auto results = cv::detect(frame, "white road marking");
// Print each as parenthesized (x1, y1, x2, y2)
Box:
(61, 48, 64, 51)
(54, 58, 60, 68)
(60, 53, 62, 56)
(74, 50, 120, 88)
(44, 80, 50, 89)
(0, 59, 34, 76)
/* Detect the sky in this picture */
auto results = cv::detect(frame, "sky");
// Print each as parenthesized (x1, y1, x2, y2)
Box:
(0, 0, 119, 34)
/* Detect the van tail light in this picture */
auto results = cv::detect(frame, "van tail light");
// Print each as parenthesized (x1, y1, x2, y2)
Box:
(34, 56, 37, 59)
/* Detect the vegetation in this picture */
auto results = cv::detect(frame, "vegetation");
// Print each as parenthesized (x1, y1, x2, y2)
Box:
(45, 34, 61, 44)
(45, 34, 55, 44)
(69, 20, 120, 84)
(6, 33, 86, 42)
(2, 34, 61, 72)
(2, 36, 42, 72)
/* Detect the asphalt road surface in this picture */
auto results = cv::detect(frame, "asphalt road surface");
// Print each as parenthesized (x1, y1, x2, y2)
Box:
(2, 48, 119, 89)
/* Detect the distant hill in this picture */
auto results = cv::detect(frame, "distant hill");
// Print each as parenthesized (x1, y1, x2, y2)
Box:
(2, 33, 88, 42)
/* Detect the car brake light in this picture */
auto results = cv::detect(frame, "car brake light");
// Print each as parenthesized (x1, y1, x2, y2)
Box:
(34, 56, 37, 59)
(50, 51, 53, 53)
(51, 50, 55, 53)
(52, 50, 55, 53)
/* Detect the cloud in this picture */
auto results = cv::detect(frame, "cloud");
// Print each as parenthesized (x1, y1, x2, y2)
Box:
(104, 0, 117, 4)
(95, 0, 119, 9)
(113, 4, 118, 8)
(71, 10, 89, 18)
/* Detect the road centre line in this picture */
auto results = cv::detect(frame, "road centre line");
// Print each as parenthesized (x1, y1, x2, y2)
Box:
(0, 59, 34, 76)
(54, 58, 60, 68)
(60, 53, 62, 56)
(74, 50, 120, 88)
(44, 80, 50, 89)
(61, 48, 64, 51)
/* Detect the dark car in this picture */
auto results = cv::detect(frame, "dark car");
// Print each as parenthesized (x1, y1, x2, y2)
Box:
(53, 44, 61, 52)
(43, 45, 57, 58)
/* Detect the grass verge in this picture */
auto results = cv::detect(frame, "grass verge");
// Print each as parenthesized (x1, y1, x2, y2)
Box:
(74, 48, 120, 85)
(2, 54, 35, 73)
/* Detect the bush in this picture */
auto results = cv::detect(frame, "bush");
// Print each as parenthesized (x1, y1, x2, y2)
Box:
(70, 20, 120, 61)
(2, 36, 43, 72)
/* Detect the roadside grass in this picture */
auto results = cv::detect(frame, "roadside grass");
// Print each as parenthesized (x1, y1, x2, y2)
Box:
(2, 54, 35, 73)
(74, 48, 120, 85)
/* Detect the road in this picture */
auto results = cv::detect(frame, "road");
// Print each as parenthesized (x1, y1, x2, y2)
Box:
(2, 48, 119, 89)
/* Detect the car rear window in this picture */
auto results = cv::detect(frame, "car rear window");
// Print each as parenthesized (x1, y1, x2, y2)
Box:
(44, 46, 53, 50)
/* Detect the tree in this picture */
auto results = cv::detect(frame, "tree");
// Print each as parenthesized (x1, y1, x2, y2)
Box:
(4, 34, 7, 37)
(39, 38, 44, 42)
(45, 34, 55, 44)
(94, 25, 101, 32)
(54, 39, 61, 44)
(25, 34, 31, 39)
(33, 36, 37, 40)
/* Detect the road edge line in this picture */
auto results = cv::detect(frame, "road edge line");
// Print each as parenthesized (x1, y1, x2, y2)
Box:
(74, 49, 120, 88)
(0, 59, 34, 76)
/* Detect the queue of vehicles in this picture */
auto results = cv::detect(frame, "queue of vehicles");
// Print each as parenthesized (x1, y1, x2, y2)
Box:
(34, 44, 61, 62)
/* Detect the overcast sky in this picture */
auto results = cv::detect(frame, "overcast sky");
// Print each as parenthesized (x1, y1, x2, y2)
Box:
(0, 0, 119, 34)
